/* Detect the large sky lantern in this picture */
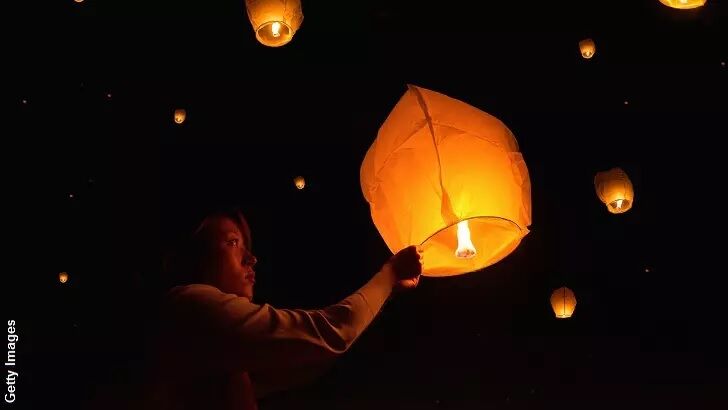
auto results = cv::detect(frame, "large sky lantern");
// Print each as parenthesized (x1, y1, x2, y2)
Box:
(360, 85, 532, 277)
(551, 287, 577, 319)
(594, 167, 634, 214)
(245, 0, 303, 47)
(658, 0, 706, 9)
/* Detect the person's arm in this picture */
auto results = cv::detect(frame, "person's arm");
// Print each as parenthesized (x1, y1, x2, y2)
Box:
(161, 245, 421, 393)
(172, 266, 397, 374)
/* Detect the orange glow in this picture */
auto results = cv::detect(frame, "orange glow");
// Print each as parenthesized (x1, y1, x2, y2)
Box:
(658, 0, 706, 9)
(579, 38, 596, 59)
(455, 220, 476, 259)
(245, 0, 303, 47)
(59, 272, 69, 284)
(294, 176, 305, 190)
(174, 108, 186, 124)
(550, 287, 576, 319)
(361, 85, 531, 277)
(594, 167, 634, 214)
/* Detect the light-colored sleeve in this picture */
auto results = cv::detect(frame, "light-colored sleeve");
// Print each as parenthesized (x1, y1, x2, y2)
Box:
(164, 267, 396, 377)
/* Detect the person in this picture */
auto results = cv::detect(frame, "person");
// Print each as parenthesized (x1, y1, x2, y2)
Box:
(139, 207, 424, 410)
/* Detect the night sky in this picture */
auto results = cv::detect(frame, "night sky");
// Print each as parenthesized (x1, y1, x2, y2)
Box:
(8, 0, 728, 408)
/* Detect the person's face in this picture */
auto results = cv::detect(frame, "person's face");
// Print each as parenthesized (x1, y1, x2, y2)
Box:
(201, 216, 257, 299)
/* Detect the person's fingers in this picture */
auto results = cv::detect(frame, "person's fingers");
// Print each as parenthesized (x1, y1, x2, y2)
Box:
(399, 278, 415, 289)
(399, 275, 421, 289)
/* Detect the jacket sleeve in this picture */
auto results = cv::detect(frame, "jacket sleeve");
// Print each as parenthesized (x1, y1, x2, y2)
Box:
(164, 268, 396, 377)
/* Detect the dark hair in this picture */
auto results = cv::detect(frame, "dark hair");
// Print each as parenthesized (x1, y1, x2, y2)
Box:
(162, 207, 252, 288)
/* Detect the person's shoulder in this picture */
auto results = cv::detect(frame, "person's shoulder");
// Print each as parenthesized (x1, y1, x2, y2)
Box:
(161, 285, 261, 324)
(164, 283, 233, 304)
(168, 283, 222, 297)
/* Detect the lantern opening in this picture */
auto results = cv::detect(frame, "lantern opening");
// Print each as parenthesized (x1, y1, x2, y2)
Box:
(256, 21, 293, 47)
(455, 220, 476, 259)
(608, 198, 630, 213)
(420, 217, 524, 277)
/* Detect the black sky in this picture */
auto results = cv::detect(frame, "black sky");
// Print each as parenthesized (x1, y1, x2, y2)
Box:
(8, 0, 728, 408)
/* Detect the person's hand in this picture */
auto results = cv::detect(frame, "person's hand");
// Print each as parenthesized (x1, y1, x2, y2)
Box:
(385, 245, 424, 292)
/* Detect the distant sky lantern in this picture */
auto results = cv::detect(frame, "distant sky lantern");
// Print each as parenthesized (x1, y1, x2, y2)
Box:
(658, 0, 706, 9)
(294, 176, 305, 189)
(174, 108, 187, 124)
(245, 0, 303, 47)
(59, 272, 69, 284)
(594, 167, 634, 214)
(579, 38, 596, 59)
(361, 85, 532, 277)
(551, 287, 576, 319)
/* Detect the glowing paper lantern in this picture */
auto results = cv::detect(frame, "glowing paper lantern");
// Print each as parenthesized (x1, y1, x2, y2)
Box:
(594, 167, 634, 214)
(579, 38, 596, 59)
(551, 287, 576, 318)
(245, 0, 303, 47)
(658, 0, 706, 9)
(59, 272, 69, 284)
(294, 176, 305, 189)
(361, 85, 531, 277)
(174, 109, 187, 124)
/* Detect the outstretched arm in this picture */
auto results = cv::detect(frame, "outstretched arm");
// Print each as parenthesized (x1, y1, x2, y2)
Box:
(162, 246, 422, 382)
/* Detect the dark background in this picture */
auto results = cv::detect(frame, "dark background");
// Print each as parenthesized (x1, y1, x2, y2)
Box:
(7, 0, 728, 408)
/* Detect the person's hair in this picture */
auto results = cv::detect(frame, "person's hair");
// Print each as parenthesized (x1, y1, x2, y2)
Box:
(162, 207, 252, 288)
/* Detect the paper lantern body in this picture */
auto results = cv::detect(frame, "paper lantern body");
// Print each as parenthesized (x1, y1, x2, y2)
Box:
(174, 109, 186, 124)
(658, 0, 706, 9)
(594, 167, 634, 214)
(551, 287, 576, 318)
(245, 0, 303, 47)
(294, 176, 305, 189)
(361, 85, 531, 277)
(59, 272, 69, 284)
(579, 38, 596, 59)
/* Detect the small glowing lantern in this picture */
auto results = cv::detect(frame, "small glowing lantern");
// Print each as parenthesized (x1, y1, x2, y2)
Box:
(59, 272, 69, 284)
(245, 0, 303, 47)
(361, 85, 532, 277)
(174, 109, 187, 124)
(551, 287, 576, 319)
(579, 38, 596, 59)
(294, 176, 305, 189)
(658, 0, 706, 9)
(594, 167, 634, 214)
